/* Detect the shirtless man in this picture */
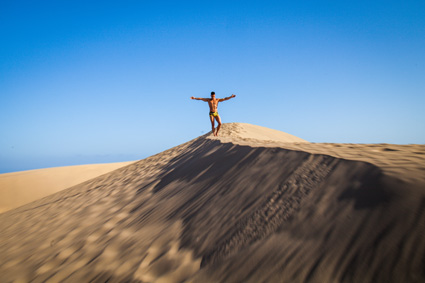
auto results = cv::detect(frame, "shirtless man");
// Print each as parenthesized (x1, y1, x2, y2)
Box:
(191, 92, 236, 136)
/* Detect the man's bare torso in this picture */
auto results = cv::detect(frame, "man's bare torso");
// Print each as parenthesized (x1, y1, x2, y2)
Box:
(190, 93, 236, 136)
(208, 99, 219, 112)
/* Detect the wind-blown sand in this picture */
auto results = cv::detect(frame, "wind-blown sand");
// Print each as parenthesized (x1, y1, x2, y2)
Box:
(0, 123, 424, 282)
(0, 161, 135, 213)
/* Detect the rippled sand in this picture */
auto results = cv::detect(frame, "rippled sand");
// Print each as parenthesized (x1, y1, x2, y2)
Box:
(1, 123, 424, 282)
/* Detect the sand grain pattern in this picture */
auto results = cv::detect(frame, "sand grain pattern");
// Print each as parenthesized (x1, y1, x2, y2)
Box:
(0, 123, 424, 282)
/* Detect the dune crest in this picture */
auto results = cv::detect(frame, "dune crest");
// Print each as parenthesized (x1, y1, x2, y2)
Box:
(209, 122, 309, 143)
(0, 123, 424, 282)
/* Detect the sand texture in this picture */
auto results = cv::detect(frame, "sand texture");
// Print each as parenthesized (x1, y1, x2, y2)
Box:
(0, 161, 135, 213)
(0, 123, 424, 282)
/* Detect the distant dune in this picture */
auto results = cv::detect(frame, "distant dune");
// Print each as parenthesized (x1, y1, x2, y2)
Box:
(0, 123, 424, 282)
(0, 161, 135, 213)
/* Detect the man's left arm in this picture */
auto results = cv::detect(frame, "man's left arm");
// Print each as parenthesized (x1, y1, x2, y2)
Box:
(219, 94, 236, 102)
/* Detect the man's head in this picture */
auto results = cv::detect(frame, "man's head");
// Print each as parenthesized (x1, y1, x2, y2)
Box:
(211, 91, 215, 98)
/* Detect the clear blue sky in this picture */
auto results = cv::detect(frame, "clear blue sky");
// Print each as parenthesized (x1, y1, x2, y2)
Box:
(1, 0, 424, 173)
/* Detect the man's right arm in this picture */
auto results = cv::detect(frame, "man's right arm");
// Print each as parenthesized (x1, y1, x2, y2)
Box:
(191, 97, 209, 102)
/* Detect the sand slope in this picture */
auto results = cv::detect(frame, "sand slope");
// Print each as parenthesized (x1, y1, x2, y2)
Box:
(0, 123, 424, 282)
(0, 161, 135, 213)
(213, 122, 309, 143)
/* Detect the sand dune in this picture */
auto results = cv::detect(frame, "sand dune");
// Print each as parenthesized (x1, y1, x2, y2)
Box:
(0, 161, 135, 213)
(213, 122, 309, 143)
(0, 123, 424, 282)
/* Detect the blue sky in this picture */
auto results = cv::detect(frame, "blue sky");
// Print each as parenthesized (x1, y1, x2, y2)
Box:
(1, 0, 424, 173)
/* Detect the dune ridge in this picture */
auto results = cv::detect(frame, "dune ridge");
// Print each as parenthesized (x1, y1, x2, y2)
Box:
(0, 123, 424, 282)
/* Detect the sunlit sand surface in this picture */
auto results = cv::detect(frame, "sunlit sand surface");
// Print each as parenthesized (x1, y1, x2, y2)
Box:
(1, 123, 424, 282)
(0, 161, 135, 213)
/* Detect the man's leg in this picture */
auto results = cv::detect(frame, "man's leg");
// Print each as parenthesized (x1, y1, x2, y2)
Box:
(210, 115, 216, 135)
(215, 115, 222, 136)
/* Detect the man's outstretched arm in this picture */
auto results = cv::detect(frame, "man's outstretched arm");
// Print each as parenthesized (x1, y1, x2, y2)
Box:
(191, 97, 209, 102)
(219, 94, 236, 102)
